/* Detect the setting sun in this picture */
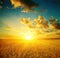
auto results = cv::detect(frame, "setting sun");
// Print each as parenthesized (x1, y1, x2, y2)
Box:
(25, 35, 33, 40)
(20, 29, 36, 41)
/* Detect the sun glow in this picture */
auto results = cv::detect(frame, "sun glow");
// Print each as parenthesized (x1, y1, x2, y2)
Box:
(23, 34, 34, 41)
(20, 29, 36, 41)
(25, 35, 33, 40)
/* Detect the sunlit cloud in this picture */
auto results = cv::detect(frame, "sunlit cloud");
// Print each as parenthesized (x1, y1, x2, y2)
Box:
(34, 16, 49, 30)
(21, 8, 31, 13)
(20, 16, 60, 34)
(1, 15, 60, 39)
(10, 0, 38, 12)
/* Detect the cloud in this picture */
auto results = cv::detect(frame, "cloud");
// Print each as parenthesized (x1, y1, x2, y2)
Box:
(0, 5, 2, 9)
(21, 8, 31, 13)
(20, 16, 50, 33)
(49, 16, 60, 30)
(20, 16, 60, 34)
(34, 16, 49, 29)
(20, 17, 30, 24)
(20, 17, 35, 28)
(50, 22, 60, 30)
(0, 1, 3, 4)
(0, 0, 3, 9)
(10, 0, 22, 8)
(10, 0, 38, 12)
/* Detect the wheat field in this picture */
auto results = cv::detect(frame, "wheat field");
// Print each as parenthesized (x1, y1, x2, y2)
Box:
(0, 39, 60, 58)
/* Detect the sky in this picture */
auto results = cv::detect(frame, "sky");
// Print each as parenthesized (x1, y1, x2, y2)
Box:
(0, 0, 60, 19)
(0, 0, 60, 38)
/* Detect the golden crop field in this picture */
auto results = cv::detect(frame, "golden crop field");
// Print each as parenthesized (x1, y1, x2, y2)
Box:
(0, 39, 60, 58)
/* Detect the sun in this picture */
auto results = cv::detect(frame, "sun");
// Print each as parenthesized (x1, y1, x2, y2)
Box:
(23, 32, 34, 41)
(20, 30, 36, 41)
(25, 35, 33, 40)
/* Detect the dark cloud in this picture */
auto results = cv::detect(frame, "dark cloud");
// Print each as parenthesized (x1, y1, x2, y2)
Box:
(51, 22, 60, 30)
(0, 0, 3, 9)
(49, 16, 60, 30)
(10, 0, 39, 12)
(21, 0, 38, 8)
(0, 1, 3, 4)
